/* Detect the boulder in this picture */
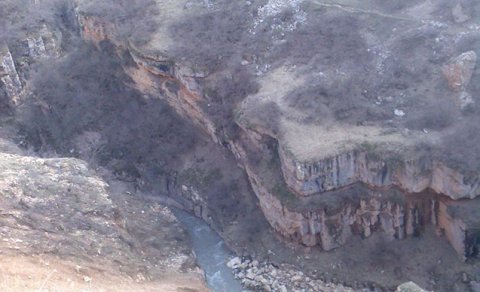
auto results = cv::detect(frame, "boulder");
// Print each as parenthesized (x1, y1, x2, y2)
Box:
(396, 282, 427, 292)
(442, 51, 477, 92)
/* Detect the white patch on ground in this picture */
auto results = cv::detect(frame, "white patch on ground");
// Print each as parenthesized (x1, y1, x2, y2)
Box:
(252, 0, 307, 33)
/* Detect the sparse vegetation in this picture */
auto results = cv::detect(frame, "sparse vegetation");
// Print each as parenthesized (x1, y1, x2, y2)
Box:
(272, 182, 297, 204)
(178, 168, 223, 190)
(18, 42, 200, 187)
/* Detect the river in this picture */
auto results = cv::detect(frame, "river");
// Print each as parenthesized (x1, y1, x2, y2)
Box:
(172, 209, 243, 292)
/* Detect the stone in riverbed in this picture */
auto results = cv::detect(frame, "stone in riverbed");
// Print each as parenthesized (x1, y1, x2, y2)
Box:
(226, 256, 241, 269)
(396, 281, 427, 292)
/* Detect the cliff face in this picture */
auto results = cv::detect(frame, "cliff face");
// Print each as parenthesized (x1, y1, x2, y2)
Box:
(73, 7, 480, 261)
(0, 46, 22, 105)
(280, 147, 480, 200)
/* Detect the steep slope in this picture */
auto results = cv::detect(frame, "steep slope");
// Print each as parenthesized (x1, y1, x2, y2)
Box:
(0, 137, 208, 291)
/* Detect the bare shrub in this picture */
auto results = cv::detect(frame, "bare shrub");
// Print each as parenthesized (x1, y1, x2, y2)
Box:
(78, 0, 159, 45)
(405, 97, 459, 131)
(18, 42, 199, 181)
(0, 0, 76, 44)
(438, 113, 480, 172)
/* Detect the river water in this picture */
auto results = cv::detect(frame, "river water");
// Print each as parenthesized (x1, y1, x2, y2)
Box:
(172, 209, 243, 292)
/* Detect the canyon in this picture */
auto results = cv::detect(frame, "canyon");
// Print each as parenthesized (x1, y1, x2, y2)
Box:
(2, 0, 480, 291)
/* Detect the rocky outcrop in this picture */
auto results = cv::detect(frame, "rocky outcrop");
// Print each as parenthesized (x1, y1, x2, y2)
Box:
(125, 41, 220, 144)
(77, 14, 114, 45)
(442, 51, 477, 109)
(280, 147, 480, 200)
(442, 51, 477, 92)
(396, 282, 428, 292)
(0, 27, 59, 106)
(437, 199, 480, 260)
(0, 46, 22, 105)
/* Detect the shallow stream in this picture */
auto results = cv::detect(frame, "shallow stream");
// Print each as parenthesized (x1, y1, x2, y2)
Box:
(172, 209, 243, 292)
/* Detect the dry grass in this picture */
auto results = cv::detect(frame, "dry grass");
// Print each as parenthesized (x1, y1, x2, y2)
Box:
(238, 65, 441, 162)
(0, 254, 208, 292)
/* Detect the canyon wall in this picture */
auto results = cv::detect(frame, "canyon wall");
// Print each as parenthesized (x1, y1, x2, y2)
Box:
(280, 147, 480, 200)
(68, 13, 480, 260)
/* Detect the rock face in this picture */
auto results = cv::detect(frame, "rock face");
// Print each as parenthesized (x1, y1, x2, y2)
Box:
(255, 179, 480, 260)
(442, 51, 477, 109)
(0, 27, 59, 106)
(0, 46, 22, 105)
(280, 148, 480, 200)
(442, 51, 477, 92)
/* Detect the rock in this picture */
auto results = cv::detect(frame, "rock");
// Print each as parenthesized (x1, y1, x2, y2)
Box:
(0, 46, 22, 105)
(396, 282, 427, 292)
(470, 281, 480, 292)
(442, 51, 477, 92)
(239, 260, 250, 269)
(292, 274, 303, 282)
(452, 4, 470, 23)
(459, 91, 474, 110)
(227, 256, 242, 269)
(246, 270, 256, 280)
(394, 109, 406, 117)
(27, 35, 47, 58)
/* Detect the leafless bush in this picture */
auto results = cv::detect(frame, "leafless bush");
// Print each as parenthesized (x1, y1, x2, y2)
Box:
(78, 0, 159, 45)
(405, 97, 459, 131)
(438, 113, 480, 172)
(18, 42, 199, 180)
(0, 0, 76, 44)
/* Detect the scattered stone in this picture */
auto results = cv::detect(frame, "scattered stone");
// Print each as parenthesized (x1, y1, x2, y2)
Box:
(396, 281, 427, 292)
(227, 256, 241, 269)
(394, 109, 405, 117)
(227, 256, 360, 291)
(459, 91, 474, 110)
(452, 4, 470, 23)
(470, 281, 480, 292)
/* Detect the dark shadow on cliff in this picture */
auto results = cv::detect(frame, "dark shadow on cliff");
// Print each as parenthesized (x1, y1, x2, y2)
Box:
(14, 40, 263, 252)
(18, 42, 197, 174)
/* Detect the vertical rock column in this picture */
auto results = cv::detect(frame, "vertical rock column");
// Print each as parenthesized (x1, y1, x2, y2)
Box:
(0, 46, 22, 105)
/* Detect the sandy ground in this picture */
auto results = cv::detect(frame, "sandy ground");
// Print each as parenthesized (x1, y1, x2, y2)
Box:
(0, 254, 208, 292)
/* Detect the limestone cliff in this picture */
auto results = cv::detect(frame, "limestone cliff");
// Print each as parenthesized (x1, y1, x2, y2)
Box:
(279, 146, 480, 200)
